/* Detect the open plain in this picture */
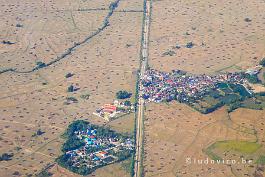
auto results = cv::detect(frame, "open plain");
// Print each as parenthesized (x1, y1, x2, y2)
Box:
(149, 0, 265, 74)
(143, 102, 265, 177)
(0, 0, 143, 176)
(1, 0, 265, 177)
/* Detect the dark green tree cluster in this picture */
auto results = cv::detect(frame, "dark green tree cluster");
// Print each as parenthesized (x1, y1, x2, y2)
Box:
(116, 90, 132, 99)
(124, 100, 131, 106)
(32, 129, 45, 137)
(36, 61, 46, 69)
(245, 73, 261, 84)
(67, 85, 75, 92)
(186, 42, 194, 48)
(0, 153, 13, 161)
(65, 73, 74, 78)
(62, 136, 85, 152)
(57, 120, 133, 176)
(2, 40, 15, 45)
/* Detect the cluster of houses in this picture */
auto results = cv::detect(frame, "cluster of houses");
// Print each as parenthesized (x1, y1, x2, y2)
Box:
(245, 65, 262, 75)
(65, 128, 133, 169)
(140, 69, 245, 103)
(93, 100, 134, 121)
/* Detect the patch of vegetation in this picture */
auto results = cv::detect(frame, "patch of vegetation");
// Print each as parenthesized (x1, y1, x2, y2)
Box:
(36, 61, 46, 69)
(245, 73, 261, 84)
(2, 40, 15, 45)
(80, 94, 90, 100)
(218, 140, 261, 153)
(65, 72, 74, 78)
(256, 155, 265, 165)
(124, 100, 131, 106)
(186, 42, 194, 48)
(244, 17, 252, 22)
(67, 85, 75, 92)
(16, 24, 23, 28)
(116, 90, 132, 99)
(203, 144, 222, 161)
(162, 50, 176, 56)
(205, 140, 262, 161)
(175, 44, 181, 49)
(32, 129, 45, 137)
(65, 97, 78, 104)
(12, 171, 20, 176)
(210, 140, 261, 155)
(188, 82, 265, 114)
(0, 153, 14, 161)
(241, 99, 263, 110)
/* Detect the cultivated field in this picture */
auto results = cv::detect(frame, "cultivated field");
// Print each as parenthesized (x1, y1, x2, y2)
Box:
(0, 0, 143, 176)
(143, 102, 265, 177)
(149, 0, 265, 74)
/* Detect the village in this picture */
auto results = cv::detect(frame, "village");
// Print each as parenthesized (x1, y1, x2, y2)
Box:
(62, 125, 134, 172)
(140, 69, 249, 103)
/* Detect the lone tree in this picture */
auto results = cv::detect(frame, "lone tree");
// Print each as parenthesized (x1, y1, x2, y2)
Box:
(65, 72, 74, 78)
(186, 42, 194, 48)
(244, 17, 252, 22)
(67, 85, 75, 92)
(116, 90, 132, 99)
(259, 58, 265, 67)
(124, 100, 131, 106)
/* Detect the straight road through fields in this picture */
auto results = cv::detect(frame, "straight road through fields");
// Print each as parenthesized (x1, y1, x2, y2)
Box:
(134, 0, 151, 177)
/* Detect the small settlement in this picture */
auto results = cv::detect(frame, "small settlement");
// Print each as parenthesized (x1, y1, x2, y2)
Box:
(64, 127, 133, 170)
(93, 100, 134, 121)
(140, 69, 248, 103)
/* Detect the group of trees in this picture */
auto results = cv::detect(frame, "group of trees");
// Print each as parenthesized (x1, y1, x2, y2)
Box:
(57, 120, 134, 176)
(2, 40, 15, 45)
(186, 42, 194, 48)
(67, 85, 75, 92)
(62, 136, 85, 152)
(80, 94, 90, 100)
(65, 72, 74, 78)
(0, 153, 13, 161)
(124, 100, 131, 106)
(32, 129, 45, 137)
(116, 90, 132, 99)
(245, 73, 261, 84)
(189, 83, 253, 114)
(36, 61, 46, 69)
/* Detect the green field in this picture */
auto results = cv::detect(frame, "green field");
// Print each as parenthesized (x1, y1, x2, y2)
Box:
(205, 140, 262, 160)
(256, 155, 265, 165)
(215, 140, 261, 154)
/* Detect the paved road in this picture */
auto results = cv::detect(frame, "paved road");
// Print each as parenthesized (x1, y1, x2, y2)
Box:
(134, 0, 151, 177)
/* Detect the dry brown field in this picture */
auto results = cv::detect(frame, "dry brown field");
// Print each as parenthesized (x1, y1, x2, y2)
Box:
(143, 102, 265, 177)
(149, 0, 265, 74)
(0, 0, 143, 176)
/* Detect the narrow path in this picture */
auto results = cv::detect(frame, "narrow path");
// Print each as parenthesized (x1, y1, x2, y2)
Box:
(0, 0, 121, 75)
